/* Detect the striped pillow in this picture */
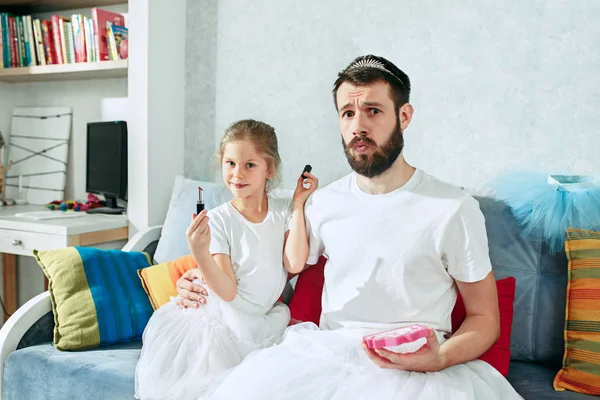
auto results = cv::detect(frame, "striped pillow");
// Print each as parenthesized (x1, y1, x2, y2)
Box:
(137, 255, 197, 309)
(34, 247, 153, 350)
(553, 228, 600, 395)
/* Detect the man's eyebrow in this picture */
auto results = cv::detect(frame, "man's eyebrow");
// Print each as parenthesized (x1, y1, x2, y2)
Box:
(338, 101, 386, 112)
(338, 102, 352, 112)
(362, 101, 385, 108)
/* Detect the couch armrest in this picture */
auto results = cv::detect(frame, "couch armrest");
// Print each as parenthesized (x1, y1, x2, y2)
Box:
(0, 291, 52, 398)
(122, 225, 162, 253)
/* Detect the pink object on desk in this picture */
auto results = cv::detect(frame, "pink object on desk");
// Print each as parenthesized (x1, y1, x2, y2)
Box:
(363, 324, 430, 351)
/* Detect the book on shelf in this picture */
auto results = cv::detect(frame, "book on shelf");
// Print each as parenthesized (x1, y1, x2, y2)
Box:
(0, 7, 127, 69)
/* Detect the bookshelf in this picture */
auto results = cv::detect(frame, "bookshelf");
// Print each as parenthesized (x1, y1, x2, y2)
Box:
(0, 1, 128, 82)
(0, 58, 125, 81)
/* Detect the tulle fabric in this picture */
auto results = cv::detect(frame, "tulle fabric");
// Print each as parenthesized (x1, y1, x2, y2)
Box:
(489, 171, 600, 253)
(134, 294, 290, 400)
(199, 323, 523, 400)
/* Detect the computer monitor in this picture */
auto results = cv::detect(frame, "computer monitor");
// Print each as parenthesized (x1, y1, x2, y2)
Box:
(85, 121, 127, 215)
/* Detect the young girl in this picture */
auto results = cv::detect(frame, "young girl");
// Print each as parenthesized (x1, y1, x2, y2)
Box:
(134, 119, 318, 400)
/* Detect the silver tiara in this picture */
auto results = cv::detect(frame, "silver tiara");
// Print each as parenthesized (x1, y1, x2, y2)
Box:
(345, 57, 405, 87)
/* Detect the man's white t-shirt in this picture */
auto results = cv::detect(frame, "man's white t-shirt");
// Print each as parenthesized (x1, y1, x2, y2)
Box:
(304, 169, 492, 335)
(208, 197, 291, 314)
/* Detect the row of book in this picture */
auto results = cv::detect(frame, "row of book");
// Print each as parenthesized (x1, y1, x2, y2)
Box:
(0, 7, 127, 69)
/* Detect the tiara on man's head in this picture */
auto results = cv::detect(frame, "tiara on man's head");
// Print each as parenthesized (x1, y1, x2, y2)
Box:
(345, 57, 405, 88)
(346, 58, 390, 74)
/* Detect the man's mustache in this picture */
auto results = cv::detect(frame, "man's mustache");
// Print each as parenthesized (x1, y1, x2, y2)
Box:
(347, 135, 377, 149)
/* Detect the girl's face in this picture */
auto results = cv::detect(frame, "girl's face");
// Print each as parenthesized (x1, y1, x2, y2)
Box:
(221, 140, 272, 198)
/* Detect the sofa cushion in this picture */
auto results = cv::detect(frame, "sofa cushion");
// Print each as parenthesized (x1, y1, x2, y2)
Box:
(3, 341, 140, 400)
(475, 196, 569, 363)
(34, 247, 153, 350)
(288, 256, 326, 324)
(138, 254, 197, 309)
(553, 228, 600, 395)
(153, 176, 233, 263)
(508, 361, 594, 399)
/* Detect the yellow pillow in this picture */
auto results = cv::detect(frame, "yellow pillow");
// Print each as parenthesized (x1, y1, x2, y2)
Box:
(138, 255, 197, 309)
(553, 228, 600, 395)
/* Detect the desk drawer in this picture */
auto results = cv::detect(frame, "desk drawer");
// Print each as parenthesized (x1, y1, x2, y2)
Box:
(0, 230, 68, 256)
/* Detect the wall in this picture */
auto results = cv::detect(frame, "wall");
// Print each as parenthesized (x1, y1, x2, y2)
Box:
(184, 0, 600, 190)
(184, 0, 218, 181)
(127, 0, 186, 237)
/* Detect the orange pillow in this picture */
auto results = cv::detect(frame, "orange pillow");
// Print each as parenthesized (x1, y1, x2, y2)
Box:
(553, 228, 600, 395)
(138, 255, 197, 309)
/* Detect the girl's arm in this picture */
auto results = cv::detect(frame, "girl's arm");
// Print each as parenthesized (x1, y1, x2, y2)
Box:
(191, 252, 237, 302)
(187, 211, 237, 302)
(283, 206, 309, 274)
(283, 171, 319, 274)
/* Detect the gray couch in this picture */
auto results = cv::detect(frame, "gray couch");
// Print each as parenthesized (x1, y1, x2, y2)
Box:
(0, 196, 594, 399)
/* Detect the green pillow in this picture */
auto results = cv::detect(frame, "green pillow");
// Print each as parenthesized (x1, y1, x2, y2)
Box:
(34, 246, 153, 350)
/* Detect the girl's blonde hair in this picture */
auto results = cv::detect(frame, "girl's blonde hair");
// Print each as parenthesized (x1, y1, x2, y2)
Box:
(216, 119, 282, 192)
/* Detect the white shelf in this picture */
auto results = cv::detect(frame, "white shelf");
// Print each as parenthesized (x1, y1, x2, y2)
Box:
(0, 60, 127, 82)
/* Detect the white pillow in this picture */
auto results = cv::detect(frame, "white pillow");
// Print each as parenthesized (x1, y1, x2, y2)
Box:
(154, 176, 232, 263)
(154, 175, 294, 263)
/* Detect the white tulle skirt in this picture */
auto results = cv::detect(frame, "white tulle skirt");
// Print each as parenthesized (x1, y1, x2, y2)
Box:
(201, 322, 524, 400)
(134, 294, 290, 400)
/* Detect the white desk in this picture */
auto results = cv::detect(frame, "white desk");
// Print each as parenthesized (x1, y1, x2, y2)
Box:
(0, 205, 128, 321)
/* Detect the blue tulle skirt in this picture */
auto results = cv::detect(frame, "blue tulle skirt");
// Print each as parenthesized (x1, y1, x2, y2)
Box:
(488, 172, 600, 254)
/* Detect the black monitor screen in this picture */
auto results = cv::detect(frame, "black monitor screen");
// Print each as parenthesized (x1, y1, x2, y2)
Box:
(86, 121, 127, 200)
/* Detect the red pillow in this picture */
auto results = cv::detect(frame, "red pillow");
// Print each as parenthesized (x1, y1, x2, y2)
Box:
(288, 256, 326, 325)
(451, 276, 516, 377)
(289, 256, 516, 377)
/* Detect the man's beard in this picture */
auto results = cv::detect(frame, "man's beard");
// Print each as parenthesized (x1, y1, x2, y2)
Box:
(343, 122, 404, 178)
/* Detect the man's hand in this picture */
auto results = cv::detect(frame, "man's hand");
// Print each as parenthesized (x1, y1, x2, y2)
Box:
(362, 329, 449, 373)
(176, 268, 209, 309)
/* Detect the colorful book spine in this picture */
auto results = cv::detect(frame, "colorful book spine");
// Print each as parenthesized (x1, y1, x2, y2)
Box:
(50, 15, 63, 65)
(41, 20, 54, 65)
(1, 14, 10, 67)
(33, 18, 46, 65)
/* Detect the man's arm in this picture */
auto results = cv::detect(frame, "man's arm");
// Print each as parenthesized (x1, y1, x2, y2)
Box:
(363, 272, 500, 372)
(439, 271, 500, 367)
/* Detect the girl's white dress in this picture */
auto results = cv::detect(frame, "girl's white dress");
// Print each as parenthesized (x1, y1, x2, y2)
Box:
(135, 197, 292, 400)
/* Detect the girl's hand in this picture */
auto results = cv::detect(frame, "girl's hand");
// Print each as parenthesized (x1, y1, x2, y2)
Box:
(292, 171, 318, 209)
(186, 210, 211, 255)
